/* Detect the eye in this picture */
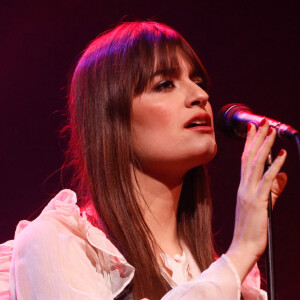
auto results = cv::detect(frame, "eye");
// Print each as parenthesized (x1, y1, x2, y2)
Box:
(197, 81, 208, 91)
(153, 80, 175, 92)
(193, 77, 208, 91)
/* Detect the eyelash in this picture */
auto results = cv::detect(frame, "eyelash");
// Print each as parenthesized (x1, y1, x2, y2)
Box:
(153, 80, 175, 92)
(195, 81, 208, 91)
(152, 79, 207, 92)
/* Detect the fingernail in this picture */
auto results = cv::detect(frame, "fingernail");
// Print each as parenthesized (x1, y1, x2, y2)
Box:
(259, 118, 266, 127)
(267, 127, 273, 136)
(247, 123, 252, 132)
(279, 149, 285, 156)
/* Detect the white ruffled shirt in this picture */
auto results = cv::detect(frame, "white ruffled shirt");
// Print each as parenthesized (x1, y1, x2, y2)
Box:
(0, 189, 267, 299)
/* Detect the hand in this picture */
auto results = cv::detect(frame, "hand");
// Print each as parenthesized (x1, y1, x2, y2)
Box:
(226, 119, 287, 281)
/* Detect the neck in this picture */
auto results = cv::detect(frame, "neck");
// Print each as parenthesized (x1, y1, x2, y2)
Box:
(133, 168, 184, 257)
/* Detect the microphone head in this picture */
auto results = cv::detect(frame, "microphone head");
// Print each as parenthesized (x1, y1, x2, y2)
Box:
(217, 103, 298, 140)
(216, 103, 253, 138)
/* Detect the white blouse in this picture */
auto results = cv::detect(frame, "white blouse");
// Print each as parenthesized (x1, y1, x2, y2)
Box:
(0, 189, 267, 299)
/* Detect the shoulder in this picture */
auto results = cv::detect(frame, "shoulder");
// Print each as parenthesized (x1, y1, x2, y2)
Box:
(9, 189, 135, 299)
(14, 189, 85, 251)
(11, 188, 134, 272)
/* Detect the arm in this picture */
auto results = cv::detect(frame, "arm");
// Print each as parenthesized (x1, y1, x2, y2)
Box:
(162, 255, 242, 300)
(163, 121, 286, 300)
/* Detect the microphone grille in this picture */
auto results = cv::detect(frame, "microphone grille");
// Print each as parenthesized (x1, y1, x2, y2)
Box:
(216, 103, 252, 138)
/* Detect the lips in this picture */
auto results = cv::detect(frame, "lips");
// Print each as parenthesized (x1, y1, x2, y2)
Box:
(184, 113, 212, 129)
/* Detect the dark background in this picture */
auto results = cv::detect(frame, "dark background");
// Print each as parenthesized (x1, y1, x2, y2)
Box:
(1, 0, 299, 298)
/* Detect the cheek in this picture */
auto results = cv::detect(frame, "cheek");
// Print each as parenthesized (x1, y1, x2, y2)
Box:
(131, 99, 175, 136)
(131, 101, 177, 162)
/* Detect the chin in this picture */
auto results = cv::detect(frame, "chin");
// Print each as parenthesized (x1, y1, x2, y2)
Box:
(192, 142, 217, 166)
(203, 146, 217, 164)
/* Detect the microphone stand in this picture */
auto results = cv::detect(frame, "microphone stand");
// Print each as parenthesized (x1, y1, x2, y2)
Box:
(265, 153, 276, 300)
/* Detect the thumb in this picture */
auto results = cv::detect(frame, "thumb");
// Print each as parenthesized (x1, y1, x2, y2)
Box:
(271, 172, 288, 205)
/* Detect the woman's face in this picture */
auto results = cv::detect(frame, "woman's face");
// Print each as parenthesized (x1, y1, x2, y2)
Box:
(131, 55, 217, 177)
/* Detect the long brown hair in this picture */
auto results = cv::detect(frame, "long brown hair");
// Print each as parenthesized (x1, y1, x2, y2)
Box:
(66, 21, 215, 299)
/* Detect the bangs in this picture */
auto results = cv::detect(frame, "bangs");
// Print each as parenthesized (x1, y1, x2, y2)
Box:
(129, 23, 209, 95)
(78, 21, 209, 100)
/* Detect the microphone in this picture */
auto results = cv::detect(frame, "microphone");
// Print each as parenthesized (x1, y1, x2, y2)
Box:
(217, 103, 299, 140)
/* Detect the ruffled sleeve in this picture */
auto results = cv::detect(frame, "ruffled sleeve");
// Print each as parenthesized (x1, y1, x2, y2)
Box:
(161, 254, 242, 300)
(161, 254, 267, 300)
(0, 240, 14, 299)
(7, 189, 135, 300)
(241, 264, 267, 299)
(0, 220, 31, 300)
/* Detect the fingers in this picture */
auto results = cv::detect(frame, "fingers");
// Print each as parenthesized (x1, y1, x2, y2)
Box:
(256, 149, 287, 204)
(243, 122, 257, 153)
(244, 119, 270, 153)
(248, 127, 277, 182)
(241, 119, 276, 182)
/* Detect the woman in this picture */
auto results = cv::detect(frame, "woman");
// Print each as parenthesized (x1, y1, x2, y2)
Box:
(0, 21, 287, 299)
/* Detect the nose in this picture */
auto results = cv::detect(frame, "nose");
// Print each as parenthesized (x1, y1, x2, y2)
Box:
(184, 81, 209, 108)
